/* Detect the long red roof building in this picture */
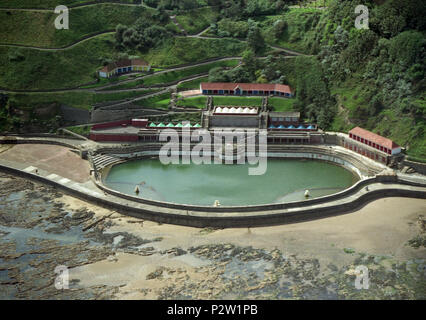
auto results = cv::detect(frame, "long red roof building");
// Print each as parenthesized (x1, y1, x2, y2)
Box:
(349, 127, 401, 155)
(200, 82, 293, 97)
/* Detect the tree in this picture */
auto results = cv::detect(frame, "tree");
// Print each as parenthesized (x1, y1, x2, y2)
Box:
(273, 19, 287, 39)
(115, 24, 127, 45)
(246, 22, 265, 54)
(241, 49, 258, 75)
(208, 67, 229, 82)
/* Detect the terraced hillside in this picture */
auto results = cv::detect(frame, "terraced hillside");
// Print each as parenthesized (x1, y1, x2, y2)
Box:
(0, 0, 424, 162)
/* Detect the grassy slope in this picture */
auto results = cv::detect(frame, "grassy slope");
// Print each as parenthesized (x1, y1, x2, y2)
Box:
(139, 37, 247, 67)
(0, 4, 155, 47)
(9, 89, 158, 110)
(255, 8, 322, 54)
(0, 34, 120, 90)
(0, 36, 246, 91)
(177, 76, 209, 90)
(1, 3, 423, 160)
(135, 92, 171, 109)
(175, 6, 219, 35)
(0, 0, 134, 8)
(104, 59, 239, 90)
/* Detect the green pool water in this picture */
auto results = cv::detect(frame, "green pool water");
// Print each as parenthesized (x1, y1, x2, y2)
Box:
(104, 158, 358, 206)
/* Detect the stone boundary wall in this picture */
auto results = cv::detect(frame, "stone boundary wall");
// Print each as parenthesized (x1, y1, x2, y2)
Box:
(0, 137, 79, 150)
(0, 162, 424, 228)
(1, 133, 82, 140)
(403, 160, 426, 175)
(1, 135, 425, 227)
(91, 106, 166, 123)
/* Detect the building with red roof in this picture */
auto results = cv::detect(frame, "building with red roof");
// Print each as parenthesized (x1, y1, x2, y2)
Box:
(343, 126, 401, 164)
(98, 59, 151, 78)
(349, 127, 401, 155)
(200, 82, 293, 97)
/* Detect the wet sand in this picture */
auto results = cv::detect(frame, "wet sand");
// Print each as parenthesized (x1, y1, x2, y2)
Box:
(58, 194, 425, 299)
(59, 195, 425, 261)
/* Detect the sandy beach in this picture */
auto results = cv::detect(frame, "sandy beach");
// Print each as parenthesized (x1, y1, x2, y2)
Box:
(58, 194, 425, 299)
(0, 144, 424, 299)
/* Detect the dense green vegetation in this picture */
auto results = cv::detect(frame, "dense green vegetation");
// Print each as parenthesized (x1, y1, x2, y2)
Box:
(0, 0, 424, 160)
(143, 0, 209, 11)
(0, 0, 119, 8)
(175, 6, 220, 34)
(207, 0, 425, 159)
(313, 0, 426, 159)
(139, 37, 247, 66)
(208, 7, 321, 53)
(66, 124, 92, 136)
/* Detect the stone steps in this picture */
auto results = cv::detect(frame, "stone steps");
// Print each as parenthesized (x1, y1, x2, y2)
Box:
(91, 154, 121, 170)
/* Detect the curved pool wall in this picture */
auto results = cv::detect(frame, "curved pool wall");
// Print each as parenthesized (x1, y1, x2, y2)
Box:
(92, 144, 386, 212)
(0, 135, 425, 228)
(1, 160, 425, 228)
(103, 158, 358, 206)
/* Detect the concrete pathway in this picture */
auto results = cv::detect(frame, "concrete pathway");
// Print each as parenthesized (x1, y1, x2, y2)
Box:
(0, 152, 424, 228)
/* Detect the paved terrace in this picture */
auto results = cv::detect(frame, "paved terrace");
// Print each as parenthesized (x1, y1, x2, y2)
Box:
(0, 144, 91, 183)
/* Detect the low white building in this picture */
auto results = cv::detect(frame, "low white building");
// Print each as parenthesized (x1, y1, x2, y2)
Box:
(98, 59, 151, 78)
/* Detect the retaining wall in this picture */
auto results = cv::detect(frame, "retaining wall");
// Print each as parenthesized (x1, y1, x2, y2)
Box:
(0, 137, 79, 149)
(403, 160, 426, 175)
(0, 162, 424, 228)
(1, 135, 425, 228)
(91, 106, 166, 123)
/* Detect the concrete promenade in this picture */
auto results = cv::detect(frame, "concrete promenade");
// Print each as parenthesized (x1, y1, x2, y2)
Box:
(0, 154, 425, 228)
(1, 134, 425, 227)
